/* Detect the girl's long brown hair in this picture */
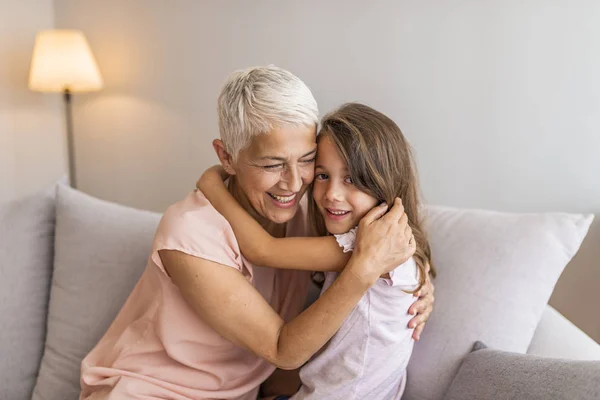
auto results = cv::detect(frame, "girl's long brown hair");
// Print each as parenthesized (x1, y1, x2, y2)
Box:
(309, 103, 436, 291)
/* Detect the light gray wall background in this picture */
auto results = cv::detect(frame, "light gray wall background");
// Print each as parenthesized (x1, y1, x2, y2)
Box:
(0, 0, 66, 203)
(52, 0, 599, 341)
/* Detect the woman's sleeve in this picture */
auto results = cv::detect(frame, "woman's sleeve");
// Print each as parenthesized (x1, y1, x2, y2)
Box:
(150, 204, 248, 278)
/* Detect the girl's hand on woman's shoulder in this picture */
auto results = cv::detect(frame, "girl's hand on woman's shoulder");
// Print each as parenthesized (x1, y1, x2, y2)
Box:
(196, 165, 229, 193)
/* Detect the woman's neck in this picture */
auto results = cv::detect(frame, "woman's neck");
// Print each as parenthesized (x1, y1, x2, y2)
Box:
(227, 177, 286, 238)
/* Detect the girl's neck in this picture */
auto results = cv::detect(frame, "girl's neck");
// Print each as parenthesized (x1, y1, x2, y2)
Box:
(227, 177, 286, 238)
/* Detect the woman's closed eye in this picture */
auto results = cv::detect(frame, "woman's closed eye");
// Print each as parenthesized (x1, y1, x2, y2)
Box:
(262, 164, 284, 170)
(263, 157, 314, 171)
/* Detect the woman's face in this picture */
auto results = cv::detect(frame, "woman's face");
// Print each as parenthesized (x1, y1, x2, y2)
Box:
(312, 135, 379, 234)
(232, 125, 317, 225)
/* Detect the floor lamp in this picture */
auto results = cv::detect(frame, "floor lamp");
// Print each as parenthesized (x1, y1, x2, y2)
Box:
(28, 29, 103, 189)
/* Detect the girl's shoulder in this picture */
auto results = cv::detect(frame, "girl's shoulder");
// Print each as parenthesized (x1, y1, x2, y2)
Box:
(333, 227, 358, 253)
(387, 257, 420, 290)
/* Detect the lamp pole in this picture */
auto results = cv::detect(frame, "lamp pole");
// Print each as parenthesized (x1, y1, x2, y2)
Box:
(63, 88, 77, 189)
(29, 29, 103, 190)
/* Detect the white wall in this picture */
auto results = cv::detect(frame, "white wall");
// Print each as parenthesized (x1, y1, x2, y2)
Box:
(0, 0, 66, 203)
(53, 0, 600, 342)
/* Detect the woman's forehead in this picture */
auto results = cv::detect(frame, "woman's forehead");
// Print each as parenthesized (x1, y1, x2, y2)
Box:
(245, 125, 317, 159)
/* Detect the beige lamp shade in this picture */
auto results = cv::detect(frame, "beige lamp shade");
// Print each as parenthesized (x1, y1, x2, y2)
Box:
(29, 29, 103, 93)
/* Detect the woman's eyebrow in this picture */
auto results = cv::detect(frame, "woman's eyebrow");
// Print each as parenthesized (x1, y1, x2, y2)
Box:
(301, 148, 317, 158)
(260, 148, 317, 161)
(260, 156, 287, 161)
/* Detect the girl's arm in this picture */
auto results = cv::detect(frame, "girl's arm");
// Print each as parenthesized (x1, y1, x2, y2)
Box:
(197, 166, 350, 272)
(159, 198, 411, 369)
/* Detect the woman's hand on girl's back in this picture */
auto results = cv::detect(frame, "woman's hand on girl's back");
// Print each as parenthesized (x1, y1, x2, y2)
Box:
(408, 272, 435, 341)
(351, 198, 416, 286)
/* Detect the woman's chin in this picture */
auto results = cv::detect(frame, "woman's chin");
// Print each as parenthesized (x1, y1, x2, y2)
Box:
(264, 205, 299, 224)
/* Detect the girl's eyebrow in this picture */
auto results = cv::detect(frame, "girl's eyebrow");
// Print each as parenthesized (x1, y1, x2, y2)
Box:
(315, 165, 348, 172)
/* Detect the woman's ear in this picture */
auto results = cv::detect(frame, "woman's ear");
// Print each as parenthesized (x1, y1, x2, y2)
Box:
(212, 139, 237, 175)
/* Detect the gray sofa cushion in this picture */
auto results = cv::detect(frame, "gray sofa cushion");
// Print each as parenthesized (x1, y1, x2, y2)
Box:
(32, 185, 161, 400)
(405, 206, 593, 400)
(445, 341, 600, 400)
(0, 187, 56, 400)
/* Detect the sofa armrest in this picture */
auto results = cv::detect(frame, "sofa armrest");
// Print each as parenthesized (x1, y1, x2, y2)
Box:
(527, 305, 600, 360)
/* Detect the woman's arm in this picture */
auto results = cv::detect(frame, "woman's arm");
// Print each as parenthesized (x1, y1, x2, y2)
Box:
(161, 249, 365, 369)
(197, 166, 349, 272)
(160, 199, 413, 369)
(198, 168, 435, 342)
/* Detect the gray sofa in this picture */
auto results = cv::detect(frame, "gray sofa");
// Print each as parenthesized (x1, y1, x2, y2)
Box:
(2, 183, 599, 400)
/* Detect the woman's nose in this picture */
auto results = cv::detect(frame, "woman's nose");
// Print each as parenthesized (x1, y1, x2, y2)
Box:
(283, 166, 303, 193)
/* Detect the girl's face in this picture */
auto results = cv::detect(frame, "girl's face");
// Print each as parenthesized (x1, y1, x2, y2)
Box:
(312, 135, 379, 235)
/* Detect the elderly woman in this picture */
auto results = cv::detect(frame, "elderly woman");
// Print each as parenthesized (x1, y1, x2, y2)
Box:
(80, 66, 434, 400)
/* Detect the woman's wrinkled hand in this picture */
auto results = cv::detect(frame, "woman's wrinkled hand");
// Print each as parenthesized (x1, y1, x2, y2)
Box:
(407, 262, 435, 341)
(351, 198, 416, 286)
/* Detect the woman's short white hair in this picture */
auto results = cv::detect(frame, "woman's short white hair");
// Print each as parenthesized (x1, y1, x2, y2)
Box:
(218, 65, 319, 160)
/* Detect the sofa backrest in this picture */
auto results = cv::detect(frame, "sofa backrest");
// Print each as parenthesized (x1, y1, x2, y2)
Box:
(0, 187, 56, 400)
(31, 185, 161, 400)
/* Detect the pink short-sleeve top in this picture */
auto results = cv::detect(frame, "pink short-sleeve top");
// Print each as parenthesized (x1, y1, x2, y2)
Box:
(80, 190, 311, 400)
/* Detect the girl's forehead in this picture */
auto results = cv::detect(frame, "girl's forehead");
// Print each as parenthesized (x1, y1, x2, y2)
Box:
(316, 135, 347, 170)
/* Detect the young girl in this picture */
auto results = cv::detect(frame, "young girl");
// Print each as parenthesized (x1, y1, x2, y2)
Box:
(197, 103, 435, 400)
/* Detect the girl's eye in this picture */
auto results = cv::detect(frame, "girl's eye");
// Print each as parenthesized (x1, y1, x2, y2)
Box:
(344, 176, 354, 184)
(315, 173, 328, 180)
